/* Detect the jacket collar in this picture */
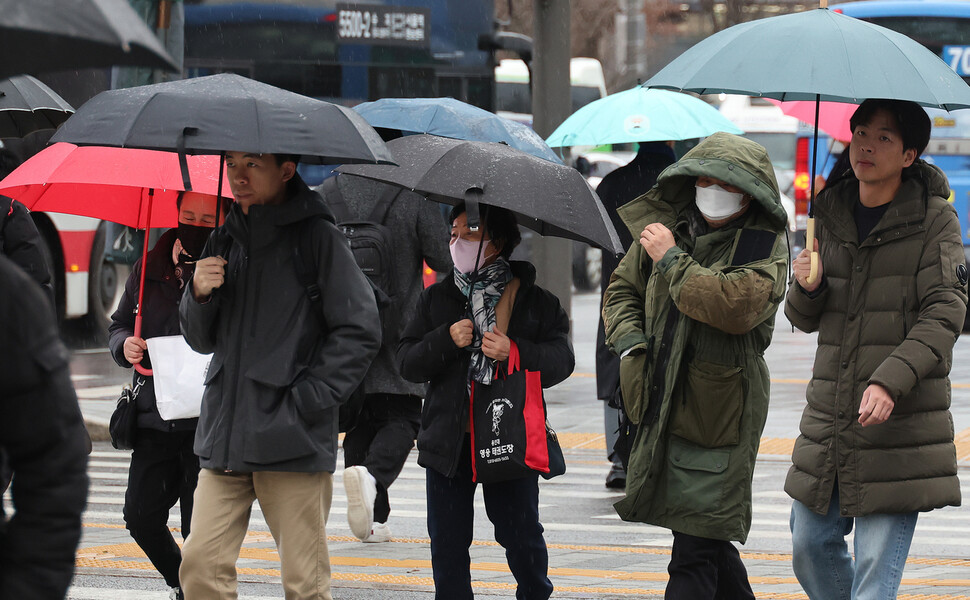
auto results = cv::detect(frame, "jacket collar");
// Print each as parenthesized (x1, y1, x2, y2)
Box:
(144, 228, 179, 282)
(816, 176, 928, 245)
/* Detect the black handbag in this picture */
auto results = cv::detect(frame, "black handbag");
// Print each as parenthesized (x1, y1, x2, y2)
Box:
(542, 423, 566, 480)
(109, 377, 143, 450)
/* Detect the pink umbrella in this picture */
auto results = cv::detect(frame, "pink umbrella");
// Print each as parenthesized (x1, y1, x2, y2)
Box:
(0, 143, 232, 375)
(766, 98, 856, 142)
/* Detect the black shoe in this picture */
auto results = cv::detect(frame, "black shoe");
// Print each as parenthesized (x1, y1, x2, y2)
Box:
(605, 463, 626, 489)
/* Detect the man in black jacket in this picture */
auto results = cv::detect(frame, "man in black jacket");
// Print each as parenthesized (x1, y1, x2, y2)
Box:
(179, 153, 380, 600)
(593, 142, 675, 488)
(0, 254, 89, 600)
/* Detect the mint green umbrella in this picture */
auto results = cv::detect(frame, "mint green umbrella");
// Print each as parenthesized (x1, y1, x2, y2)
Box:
(545, 87, 742, 148)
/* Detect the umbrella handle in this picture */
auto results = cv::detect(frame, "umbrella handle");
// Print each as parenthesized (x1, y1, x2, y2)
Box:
(806, 217, 819, 285)
(133, 314, 154, 377)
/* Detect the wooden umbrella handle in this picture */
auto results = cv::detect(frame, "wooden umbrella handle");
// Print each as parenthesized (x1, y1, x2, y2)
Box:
(806, 217, 819, 285)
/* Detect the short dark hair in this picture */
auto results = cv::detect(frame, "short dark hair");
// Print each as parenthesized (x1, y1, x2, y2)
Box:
(449, 203, 522, 259)
(849, 99, 931, 156)
(270, 153, 301, 167)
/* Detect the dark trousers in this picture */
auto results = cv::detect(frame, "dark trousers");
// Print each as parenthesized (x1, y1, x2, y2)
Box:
(342, 393, 421, 523)
(124, 428, 199, 588)
(666, 531, 756, 600)
(425, 435, 553, 600)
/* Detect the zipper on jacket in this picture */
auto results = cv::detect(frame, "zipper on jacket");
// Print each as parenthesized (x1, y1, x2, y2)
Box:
(223, 242, 250, 471)
(645, 305, 680, 426)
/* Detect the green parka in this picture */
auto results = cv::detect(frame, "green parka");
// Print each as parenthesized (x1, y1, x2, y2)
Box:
(603, 132, 789, 543)
(784, 160, 967, 517)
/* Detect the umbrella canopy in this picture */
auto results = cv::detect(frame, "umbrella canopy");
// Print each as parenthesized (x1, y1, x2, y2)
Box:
(0, 75, 74, 138)
(337, 134, 623, 255)
(0, 0, 178, 78)
(645, 8, 970, 110)
(353, 97, 563, 164)
(0, 143, 231, 229)
(51, 73, 395, 166)
(766, 99, 854, 143)
(546, 87, 743, 147)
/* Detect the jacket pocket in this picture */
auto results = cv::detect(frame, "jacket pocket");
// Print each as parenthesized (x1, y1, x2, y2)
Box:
(619, 351, 648, 425)
(665, 436, 731, 514)
(669, 359, 744, 448)
(243, 359, 318, 465)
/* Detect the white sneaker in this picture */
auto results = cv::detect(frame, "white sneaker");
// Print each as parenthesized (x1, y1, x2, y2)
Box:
(363, 521, 391, 543)
(343, 465, 377, 541)
(169, 587, 184, 600)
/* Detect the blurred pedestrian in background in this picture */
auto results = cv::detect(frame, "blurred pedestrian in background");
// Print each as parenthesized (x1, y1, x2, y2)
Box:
(179, 152, 380, 600)
(318, 170, 451, 544)
(786, 99, 967, 600)
(398, 204, 574, 600)
(604, 132, 789, 599)
(593, 141, 676, 489)
(108, 191, 229, 600)
(0, 253, 89, 600)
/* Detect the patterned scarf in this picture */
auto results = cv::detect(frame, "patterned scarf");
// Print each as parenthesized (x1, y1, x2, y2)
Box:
(453, 257, 512, 386)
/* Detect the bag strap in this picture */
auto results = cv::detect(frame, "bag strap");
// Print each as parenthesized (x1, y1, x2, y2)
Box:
(365, 184, 404, 225)
(293, 217, 324, 316)
(507, 340, 520, 375)
(319, 177, 353, 224)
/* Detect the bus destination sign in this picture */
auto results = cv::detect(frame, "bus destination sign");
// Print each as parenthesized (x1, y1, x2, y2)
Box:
(336, 4, 430, 48)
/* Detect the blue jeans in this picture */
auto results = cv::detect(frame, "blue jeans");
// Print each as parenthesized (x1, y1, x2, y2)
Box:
(790, 486, 917, 600)
(425, 435, 553, 600)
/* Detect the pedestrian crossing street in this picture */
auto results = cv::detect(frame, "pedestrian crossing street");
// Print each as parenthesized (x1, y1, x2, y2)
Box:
(54, 444, 970, 599)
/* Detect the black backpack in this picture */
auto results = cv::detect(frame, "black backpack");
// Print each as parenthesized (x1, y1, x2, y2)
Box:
(316, 176, 403, 347)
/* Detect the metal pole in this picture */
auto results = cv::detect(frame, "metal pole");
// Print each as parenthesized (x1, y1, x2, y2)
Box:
(531, 0, 572, 318)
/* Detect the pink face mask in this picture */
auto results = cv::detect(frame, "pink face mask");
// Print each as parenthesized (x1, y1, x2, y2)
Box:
(450, 236, 496, 274)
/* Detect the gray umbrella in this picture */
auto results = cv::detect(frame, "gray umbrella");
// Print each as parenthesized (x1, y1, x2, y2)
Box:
(337, 134, 623, 254)
(0, 0, 177, 78)
(51, 73, 394, 168)
(0, 75, 74, 138)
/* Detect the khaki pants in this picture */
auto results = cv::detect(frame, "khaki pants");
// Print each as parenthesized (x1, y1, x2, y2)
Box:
(179, 469, 333, 600)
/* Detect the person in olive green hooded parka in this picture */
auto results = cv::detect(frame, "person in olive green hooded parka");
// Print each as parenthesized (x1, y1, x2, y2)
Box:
(603, 132, 789, 598)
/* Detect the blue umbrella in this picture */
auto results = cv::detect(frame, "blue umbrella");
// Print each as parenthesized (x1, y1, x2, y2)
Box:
(545, 87, 742, 148)
(353, 97, 563, 164)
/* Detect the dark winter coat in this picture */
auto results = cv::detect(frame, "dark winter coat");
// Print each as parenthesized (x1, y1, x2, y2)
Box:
(595, 143, 676, 399)
(108, 228, 198, 432)
(0, 254, 88, 600)
(179, 178, 381, 473)
(319, 174, 452, 396)
(785, 160, 967, 516)
(603, 132, 789, 542)
(0, 195, 53, 307)
(397, 260, 574, 477)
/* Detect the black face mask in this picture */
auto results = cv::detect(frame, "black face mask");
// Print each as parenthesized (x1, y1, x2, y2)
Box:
(177, 223, 213, 260)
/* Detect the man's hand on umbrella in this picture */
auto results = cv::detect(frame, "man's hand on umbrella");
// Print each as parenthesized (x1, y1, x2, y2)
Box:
(482, 329, 510, 362)
(640, 223, 675, 263)
(124, 336, 147, 365)
(193, 256, 228, 301)
(859, 383, 894, 427)
(793, 240, 823, 292)
(451, 319, 474, 348)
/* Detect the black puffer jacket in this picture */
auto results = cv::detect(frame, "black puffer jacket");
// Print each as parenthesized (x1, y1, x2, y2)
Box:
(108, 228, 197, 432)
(397, 261, 574, 477)
(180, 178, 381, 473)
(0, 255, 88, 600)
(0, 196, 53, 307)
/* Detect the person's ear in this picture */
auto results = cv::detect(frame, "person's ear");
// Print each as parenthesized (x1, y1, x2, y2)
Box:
(902, 147, 917, 168)
(280, 161, 297, 182)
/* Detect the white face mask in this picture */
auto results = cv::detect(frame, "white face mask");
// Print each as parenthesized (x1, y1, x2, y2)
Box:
(450, 236, 496, 274)
(695, 184, 746, 221)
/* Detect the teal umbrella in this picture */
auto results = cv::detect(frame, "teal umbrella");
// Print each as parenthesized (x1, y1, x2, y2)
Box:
(644, 6, 970, 284)
(545, 87, 742, 148)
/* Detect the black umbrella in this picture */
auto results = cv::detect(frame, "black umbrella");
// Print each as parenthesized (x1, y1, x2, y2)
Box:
(52, 73, 394, 166)
(0, 75, 74, 138)
(337, 134, 623, 255)
(0, 0, 178, 78)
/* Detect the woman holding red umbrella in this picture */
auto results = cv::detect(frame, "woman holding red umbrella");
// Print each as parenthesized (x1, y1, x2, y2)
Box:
(108, 191, 229, 600)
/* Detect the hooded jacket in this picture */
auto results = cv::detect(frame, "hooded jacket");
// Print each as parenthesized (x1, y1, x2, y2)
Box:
(397, 261, 574, 477)
(108, 228, 197, 432)
(603, 132, 789, 542)
(179, 178, 381, 473)
(784, 160, 967, 516)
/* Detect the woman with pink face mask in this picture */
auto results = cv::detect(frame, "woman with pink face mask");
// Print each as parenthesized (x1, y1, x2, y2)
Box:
(397, 203, 574, 600)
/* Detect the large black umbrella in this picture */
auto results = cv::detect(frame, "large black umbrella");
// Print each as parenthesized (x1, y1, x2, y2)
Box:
(337, 134, 623, 255)
(0, 75, 74, 138)
(51, 74, 394, 169)
(0, 0, 178, 78)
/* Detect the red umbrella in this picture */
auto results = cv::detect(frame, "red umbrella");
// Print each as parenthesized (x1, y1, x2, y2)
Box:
(0, 142, 232, 375)
(767, 98, 855, 142)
